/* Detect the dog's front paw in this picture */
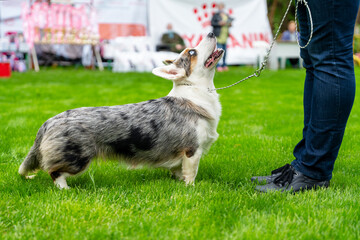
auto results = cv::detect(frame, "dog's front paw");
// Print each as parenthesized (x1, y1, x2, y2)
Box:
(184, 178, 195, 186)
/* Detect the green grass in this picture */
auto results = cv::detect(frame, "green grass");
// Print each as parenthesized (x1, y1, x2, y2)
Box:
(1, 67, 360, 239)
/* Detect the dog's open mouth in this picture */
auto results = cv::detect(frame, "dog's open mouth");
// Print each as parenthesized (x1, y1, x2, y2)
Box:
(204, 48, 224, 68)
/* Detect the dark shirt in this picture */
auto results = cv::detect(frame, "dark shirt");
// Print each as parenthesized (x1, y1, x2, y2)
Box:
(211, 12, 223, 37)
(161, 31, 185, 53)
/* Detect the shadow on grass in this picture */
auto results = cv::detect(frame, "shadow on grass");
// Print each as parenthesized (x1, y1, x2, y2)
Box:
(5, 160, 255, 196)
(6, 157, 344, 198)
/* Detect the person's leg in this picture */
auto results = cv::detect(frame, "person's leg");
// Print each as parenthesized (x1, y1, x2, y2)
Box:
(251, 2, 315, 185)
(291, 0, 358, 181)
(289, 58, 300, 68)
(292, 0, 315, 174)
(222, 43, 227, 68)
(253, 0, 359, 191)
(216, 43, 223, 70)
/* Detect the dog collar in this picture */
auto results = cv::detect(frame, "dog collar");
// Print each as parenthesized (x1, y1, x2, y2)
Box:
(177, 83, 193, 87)
(176, 83, 216, 94)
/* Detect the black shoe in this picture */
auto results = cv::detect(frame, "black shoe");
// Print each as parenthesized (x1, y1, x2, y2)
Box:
(255, 165, 330, 193)
(251, 164, 291, 184)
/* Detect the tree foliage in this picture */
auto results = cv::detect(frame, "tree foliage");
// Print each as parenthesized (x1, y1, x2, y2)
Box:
(267, 1, 360, 35)
(267, 0, 296, 36)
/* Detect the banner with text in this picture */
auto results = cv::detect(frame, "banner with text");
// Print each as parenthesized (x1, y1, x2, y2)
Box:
(149, 0, 272, 65)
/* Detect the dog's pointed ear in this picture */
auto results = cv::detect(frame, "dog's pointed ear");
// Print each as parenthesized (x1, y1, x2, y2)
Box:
(162, 59, 174, 65)
(152, 64, 186, 81)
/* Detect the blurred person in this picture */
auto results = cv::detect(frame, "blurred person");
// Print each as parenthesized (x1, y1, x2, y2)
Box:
(252, 0, 360, 192)
(211, 2, 233, 72)
(160, 23, 185, 53)
(281, 20, 298, 42)
(281, 20, 300, 68)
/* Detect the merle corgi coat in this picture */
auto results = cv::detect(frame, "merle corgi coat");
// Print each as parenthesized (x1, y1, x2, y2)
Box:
(19, 32, 224, 189)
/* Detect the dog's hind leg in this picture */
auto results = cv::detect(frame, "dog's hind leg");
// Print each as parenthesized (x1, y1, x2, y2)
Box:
(50, 171, 70, 190)
(41, 136, 95, 189)
(182, 149, 202, 185)
(48, 156, 92, 189)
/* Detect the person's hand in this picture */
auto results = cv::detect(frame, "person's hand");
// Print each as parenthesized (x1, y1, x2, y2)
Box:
(175, 44, 183, 50)
(219, 21, 226, 26)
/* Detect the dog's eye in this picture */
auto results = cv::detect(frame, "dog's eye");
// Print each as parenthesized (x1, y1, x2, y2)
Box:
(188, 50, 196, 56)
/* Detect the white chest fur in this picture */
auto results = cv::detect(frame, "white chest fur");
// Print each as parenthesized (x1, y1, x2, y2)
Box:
(168, 86, 221, 151)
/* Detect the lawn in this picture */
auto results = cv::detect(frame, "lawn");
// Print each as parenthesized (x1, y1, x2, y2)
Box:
(0, 67, 359, 239)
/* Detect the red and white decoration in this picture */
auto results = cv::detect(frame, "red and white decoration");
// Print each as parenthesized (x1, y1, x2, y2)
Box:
(94, 0, 148, 39)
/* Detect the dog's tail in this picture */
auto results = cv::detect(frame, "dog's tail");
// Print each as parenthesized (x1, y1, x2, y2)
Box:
(19, 127, 45, 176)
(18, 145, 40, 176)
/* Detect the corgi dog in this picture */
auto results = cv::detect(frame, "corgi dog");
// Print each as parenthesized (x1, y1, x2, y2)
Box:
(19, 32, 224, 189)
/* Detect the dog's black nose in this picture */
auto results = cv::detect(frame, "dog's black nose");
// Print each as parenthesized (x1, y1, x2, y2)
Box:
(207, 32, 215, 38)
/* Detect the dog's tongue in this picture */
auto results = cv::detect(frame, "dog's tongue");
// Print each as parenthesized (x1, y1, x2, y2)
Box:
(205, 49, 222, 68)
(205, 56, 215, 68)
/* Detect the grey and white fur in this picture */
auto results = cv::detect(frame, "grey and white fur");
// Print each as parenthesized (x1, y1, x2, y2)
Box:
(19, 32, 224, 189)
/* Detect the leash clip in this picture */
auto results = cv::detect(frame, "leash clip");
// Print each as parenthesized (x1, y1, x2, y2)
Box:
(254, 70, 261, 77)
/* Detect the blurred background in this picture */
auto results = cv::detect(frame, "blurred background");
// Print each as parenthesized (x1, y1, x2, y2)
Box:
(0, 0, 359, 76)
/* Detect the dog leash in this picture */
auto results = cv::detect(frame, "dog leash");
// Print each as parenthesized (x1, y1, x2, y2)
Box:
(210, 0, 313, 92)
